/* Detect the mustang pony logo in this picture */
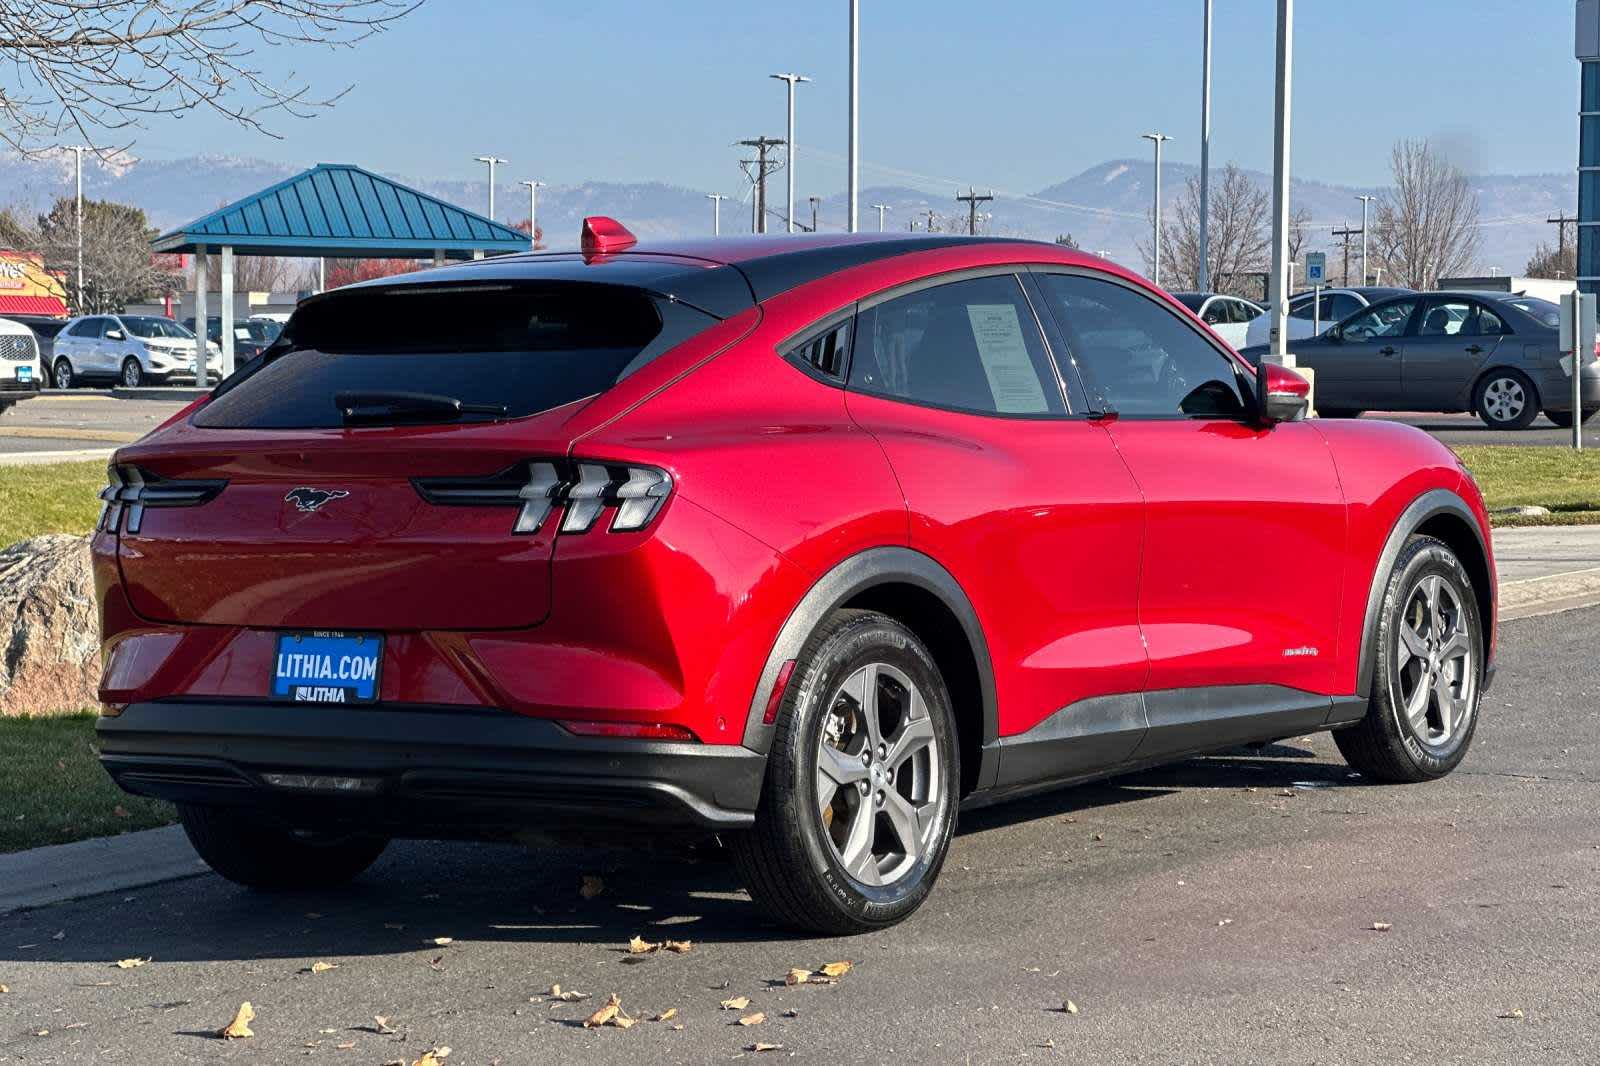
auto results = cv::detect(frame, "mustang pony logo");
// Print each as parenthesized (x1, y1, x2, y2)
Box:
(284, 487, 349, 513)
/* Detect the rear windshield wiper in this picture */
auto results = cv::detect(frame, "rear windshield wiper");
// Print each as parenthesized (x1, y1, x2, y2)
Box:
(335, 390, 509, 425)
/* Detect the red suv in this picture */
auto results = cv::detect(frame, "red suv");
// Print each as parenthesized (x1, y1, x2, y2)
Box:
(94, 222, 1496, 933)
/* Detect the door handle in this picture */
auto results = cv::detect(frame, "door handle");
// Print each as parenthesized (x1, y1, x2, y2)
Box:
(1380, 346, 1397, 356)
(1465, 345, 1484, 355)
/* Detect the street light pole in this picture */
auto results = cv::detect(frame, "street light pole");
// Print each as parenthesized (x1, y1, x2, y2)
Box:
(474, 155, 507, 219)
(707, 193, 727, 235)
(871, 203, 890, 231)
(770, 73, 810, 234)
(1267, 0, 1294, 365)
(66, 145, 89, 313)
(1198, 0, 1213, 292)
(518, 180, 544, 251)
(847, 0, 860, 232)
(1356, 194, 1375, 286)
(1141, 132, 1172, 289)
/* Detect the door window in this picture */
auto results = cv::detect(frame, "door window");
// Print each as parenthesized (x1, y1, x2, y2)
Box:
(849, 274, 1065, 416)
(1342, 299, 1418, 340)
(1326, 293, 1361, 323)
(1035, 273, 1250, 419)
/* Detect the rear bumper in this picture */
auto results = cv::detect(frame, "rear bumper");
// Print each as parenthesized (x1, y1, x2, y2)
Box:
(98, 700, 765, 833)
(1534, 366, 1600, 411)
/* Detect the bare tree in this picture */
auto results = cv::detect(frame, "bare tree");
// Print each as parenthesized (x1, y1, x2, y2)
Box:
(5, 196, 178, 312)
(1138, 162, 1270, 295)
(1287, 205, 1311, 271)
(205, 253, 297, 292)
(1370, 139, 1481, 290)
(0, 1, 423, 157)
(1525, 240, 1576, 280)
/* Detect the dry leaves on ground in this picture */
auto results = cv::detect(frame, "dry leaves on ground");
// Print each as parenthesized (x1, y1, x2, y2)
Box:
(748, 1043, 784, 1053)
(787, 960, 852, 985)
(583, 993, 635, 1029)
(652, 1008, 678, 1022)
(0, 983, 8, 994)
(719, 996, 751, 1011)
(219, 1002, 255, 1039)
(627, 935, 695, 956)
(428, 937, 454, 947)
(738, 1012, 765, 1026)
(1061, 999, 1080, 1015)
(1499, 1008, 1526, 1020)
(372, 1015, 398, 1034)
(303, 961, 337, 974)
(113, 958, 150, 969)
(544, 984, 591, 1003)
(411, 1048, 451, 1066)
(1371, 922, 1393, 932)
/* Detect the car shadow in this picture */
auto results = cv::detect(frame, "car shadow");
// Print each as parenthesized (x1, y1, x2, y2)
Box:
(0, 743, 1357, 965)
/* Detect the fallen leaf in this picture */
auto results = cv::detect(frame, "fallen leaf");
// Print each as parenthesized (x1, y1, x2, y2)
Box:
(670, 1023, 685, 1031)
(580, 875, 605, 899)
(652, 1008, 678, 1022)
(219, 1001, 255, 1039)
(114, 957, 150, 969)
(628, 935, 660, 955)
(373, 1016, 398, 1034)
(546, 983, 591, 1002)
(720, 996, 750, 1011)
(412, 1048, 451, 1066)
(1499, 1008, 1526, 1020)
(304, 961, 337, 974)
(50, 930, 65, 941)
(584, 993, 623, 1028)
(113, 806, 131, 818)
(663, 939, 693, 954)
(785, 968, 810, 986)
(0, 983, 8, 994)
(1217, 918, 1234, 927)
(336, 1041, 357, 1050)
(34, 1029, 49, 1037)
(1062, 999, 1080, 1015)
(610, 1015, 637, 1029)
(748, 1043, 784, 1053)
(1371, 922, 1393, 932)
(428, 937, 454, 946)
(819, 960, 852, 978)
(739, 1011, 765, 1026)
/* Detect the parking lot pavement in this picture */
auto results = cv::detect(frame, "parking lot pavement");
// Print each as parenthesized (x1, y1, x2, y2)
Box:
(0, 394, 184, 452)
(1381, 411, 1600, 448)
(1, 607, 1596, 1064)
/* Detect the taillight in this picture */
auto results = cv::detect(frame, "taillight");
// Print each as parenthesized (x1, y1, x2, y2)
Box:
(413, 459, 673, 536)
(557, 719, 697, 741)
(98, 464, 228, 534)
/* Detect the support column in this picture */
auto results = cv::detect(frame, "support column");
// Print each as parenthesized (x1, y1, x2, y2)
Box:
(193, 245, 209, 388)
(472, 249, 484, 260)
(219, 246, 235, 379)
(433, 249, 446, 267)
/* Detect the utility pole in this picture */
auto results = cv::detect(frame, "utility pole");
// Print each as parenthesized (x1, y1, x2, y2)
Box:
(1141, 133, 1172, 288)
(955, 187, 994, 236)
(1549, 211, 1578, 256)
(847, 0, 860, 232)
(517, 180, 544, 251)
(474, 155, 507, 219)
(707, 193, 727, 235)
(809, 195, 821, 232)
(770, 73, 810, 234)
(871, 203, 890, 231)
(738, 137, 785, 234)
(1331, 222, 1362, 286)
(1198, 0, 1213, 292)
(1266, 0, 1294, 365)
(1356, 194, 1376, 285)
(65, 145, 89, 314)
(926, 208, 937, 233)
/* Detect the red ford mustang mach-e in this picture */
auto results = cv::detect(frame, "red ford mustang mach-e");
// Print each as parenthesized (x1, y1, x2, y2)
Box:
(94, 223, 1496, 933)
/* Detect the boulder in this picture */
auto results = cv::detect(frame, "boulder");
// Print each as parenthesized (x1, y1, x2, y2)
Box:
(0, 535, 99, 716)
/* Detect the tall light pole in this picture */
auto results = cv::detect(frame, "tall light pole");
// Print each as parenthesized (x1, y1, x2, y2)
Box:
(847, 0, 860, 232)
(518, 180, 544, 251)
(474, 155, 507, 219)
(66, 145, 89, 313)
(1198, 0, 1213, 292)
(707, 193, 727, 235)
(1142, 132, 1172, 289)
(871, 203, 890, 231)
(1356, 194, 1375, 286)
(770, 73, 810, 234)
(1267, 0, 1294, 364)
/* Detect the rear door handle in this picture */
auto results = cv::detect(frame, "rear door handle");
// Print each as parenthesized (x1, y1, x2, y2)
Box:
(1380, 346, 1397, 356)
(1465, 345, 1485, 355)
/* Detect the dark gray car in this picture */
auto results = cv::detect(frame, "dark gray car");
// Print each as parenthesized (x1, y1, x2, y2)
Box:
(1238, 291, 1600, 429)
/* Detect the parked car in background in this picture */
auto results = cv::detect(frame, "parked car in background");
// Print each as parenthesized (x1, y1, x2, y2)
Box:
(51, 314, 221, 388)
(0, 316, 43, 413)
(183, 316, 279, 361)
(1171, 292, 1264, 347)
(1238, 292, 1600, 428)
(94, 223, 1496, 934)
(5, 314, 68, 369)
(1244, 286, 1414, 348)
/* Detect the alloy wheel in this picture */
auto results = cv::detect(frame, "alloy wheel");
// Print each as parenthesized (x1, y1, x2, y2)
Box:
(1394, 574, 1475, 749)
(814, 662, 942, 887)
(1481, 376, 1526, 424)
(53, 359, 72, 389)
(122, 359, 142, 387)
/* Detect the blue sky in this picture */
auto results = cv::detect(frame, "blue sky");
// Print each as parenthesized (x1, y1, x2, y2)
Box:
(134, 0, 1580, 194)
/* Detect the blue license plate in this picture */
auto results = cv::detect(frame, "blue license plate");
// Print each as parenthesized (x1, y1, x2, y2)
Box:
(15, 366, 31, 383)
(271, 631, 382, 704)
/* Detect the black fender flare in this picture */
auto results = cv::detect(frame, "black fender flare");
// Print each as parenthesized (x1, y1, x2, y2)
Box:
(1355, 487, 1489, 698)
(741, 546, 1000, 788)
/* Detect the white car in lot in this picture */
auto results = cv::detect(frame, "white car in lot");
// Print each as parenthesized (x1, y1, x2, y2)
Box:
(1171, 292, 1265, 348)
(0, 315, 43, 413)
(1243, 286, 1415, 349)
(50, 314, 221, 389)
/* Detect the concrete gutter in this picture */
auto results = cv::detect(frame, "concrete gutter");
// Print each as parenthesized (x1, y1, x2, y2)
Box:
(0, 826, 204, 914)
(0, 446, 115, 467)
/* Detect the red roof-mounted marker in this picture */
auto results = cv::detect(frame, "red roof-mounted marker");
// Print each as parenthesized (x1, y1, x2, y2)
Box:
(581, 216, 637, 257)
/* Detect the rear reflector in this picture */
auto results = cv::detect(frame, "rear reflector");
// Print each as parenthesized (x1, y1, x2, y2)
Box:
(557, 719, 698, 742)
(261, 773, 380, 793)
(763, 659, 797, 725)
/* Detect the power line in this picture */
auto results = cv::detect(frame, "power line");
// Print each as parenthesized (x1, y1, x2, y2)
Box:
(1330, 222, 1362, 286)
(956, 187, 995, 236)
(1548, 211, 1577, 256)
(737, 137, 785, 234)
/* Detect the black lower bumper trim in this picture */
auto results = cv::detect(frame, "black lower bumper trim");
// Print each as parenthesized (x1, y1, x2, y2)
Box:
(98, 701, 765, 832)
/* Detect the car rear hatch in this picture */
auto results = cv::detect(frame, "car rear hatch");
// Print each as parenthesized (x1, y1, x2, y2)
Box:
(108, 274, 736, 631)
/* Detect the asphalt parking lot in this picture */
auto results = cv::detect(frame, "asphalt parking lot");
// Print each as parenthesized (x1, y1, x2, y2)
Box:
(1, 607, 1596, 1064)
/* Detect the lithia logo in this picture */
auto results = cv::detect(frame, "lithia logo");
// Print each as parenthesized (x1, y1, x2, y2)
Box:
(284, 487, 349, 513)
(1282, 646, 1320, 658)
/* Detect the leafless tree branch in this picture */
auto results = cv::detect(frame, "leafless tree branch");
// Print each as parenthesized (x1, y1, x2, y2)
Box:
(1370, 139, 1481, 290)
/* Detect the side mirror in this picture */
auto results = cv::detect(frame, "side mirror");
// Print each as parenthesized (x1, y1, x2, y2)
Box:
(104, 328, 124, 341)
(1255, 361, 1310, 425)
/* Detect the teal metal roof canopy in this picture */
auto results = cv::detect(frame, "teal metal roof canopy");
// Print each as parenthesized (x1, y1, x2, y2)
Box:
(153, 163, 531, 259)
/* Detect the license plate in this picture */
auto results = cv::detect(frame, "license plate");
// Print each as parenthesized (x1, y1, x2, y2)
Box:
(271, 631, 382, 704)
(15, 366, 30, 383)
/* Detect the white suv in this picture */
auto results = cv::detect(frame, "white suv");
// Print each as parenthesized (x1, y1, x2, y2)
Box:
(0, 316, 43, 413)
(51, 314, 220, 388)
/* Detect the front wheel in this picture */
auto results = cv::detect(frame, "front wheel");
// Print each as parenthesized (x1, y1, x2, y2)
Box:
(52, 358, 74, 389)
(1474, 370, 1539, 429)
(733, 610, 960, 934)
(178, 804, 389, 890)
(1544, 407, 1597, 429)
(1333, 535, 1483, 783)
(120, 357, 144, 388)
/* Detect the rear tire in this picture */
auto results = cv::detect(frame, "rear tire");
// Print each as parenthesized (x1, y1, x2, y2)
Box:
(1333, 536, 1483, 783)
(52, 358, 74, 390)
(178, 804, 389, 890)
(1543, 407, 1597, 429)
(733, 610, 960, 934)
(1473, 369, 1539, 429)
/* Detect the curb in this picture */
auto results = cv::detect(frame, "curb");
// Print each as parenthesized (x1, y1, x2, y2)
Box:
(110, 386, 209, 401)
(0, 825, 204, 914)
(1500, 569, 1600, 621)
(0, 446, 115, 467)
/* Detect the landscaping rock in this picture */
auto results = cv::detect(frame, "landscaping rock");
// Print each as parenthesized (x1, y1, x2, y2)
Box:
(0, 535, 99, 717)
(1494, 505, 1552, 517)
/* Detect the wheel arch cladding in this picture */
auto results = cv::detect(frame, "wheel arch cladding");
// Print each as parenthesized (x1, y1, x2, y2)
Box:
(742, 546, 998, 797)
(1357, 488, 1493, 698)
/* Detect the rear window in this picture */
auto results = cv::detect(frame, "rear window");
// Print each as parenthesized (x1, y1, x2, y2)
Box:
(194, 282, 718, 429)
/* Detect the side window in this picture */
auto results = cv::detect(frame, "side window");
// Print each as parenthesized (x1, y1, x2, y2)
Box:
(1035, 273, 1250, 419)
(1477, 306, 1507, 335)
(1201, 300, 1229, 326)
(1418, 300, 1474, 337)
(786, 318, 852, 381)
(1343, 299, 1417, 340)
(1327, 294, 1361, 322)
(849, 274, 1065, 416)
(1288, 297, 1318, 321)
(68, 318, 99, 338)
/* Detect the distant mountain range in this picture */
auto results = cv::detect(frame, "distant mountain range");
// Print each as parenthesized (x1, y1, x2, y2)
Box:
(0, 151, 1574, 283)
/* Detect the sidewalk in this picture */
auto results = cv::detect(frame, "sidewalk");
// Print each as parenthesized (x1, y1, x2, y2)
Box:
(1493, 525, 1600, 620)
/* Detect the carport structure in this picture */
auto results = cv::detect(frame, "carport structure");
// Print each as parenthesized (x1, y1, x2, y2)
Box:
(153, 162, 533, 384)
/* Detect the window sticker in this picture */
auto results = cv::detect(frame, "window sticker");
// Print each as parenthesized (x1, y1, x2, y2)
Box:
(965, 303, 1049, 413)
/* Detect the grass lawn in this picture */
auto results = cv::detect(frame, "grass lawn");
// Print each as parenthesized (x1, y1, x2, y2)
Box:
(0, 712, 174, 853)
(0, 460, 105, 546)
(1453, 446, 1600, 525)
